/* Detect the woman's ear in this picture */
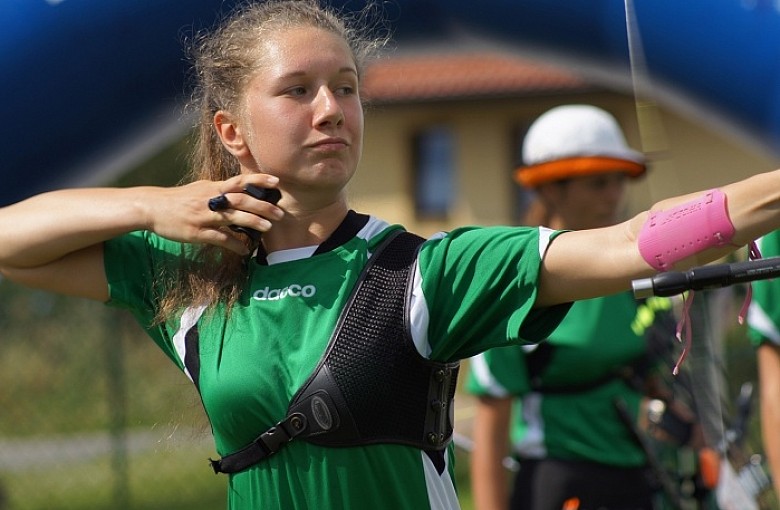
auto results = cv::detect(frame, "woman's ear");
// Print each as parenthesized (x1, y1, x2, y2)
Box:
(214, 110, 252, 160)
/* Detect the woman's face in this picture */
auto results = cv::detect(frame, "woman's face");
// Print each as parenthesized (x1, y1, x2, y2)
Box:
(236, 26, 363, 200)
(545, 172, 628, 230)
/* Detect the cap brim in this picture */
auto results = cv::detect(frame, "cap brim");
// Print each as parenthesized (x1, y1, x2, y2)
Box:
(514, 156, 647, 188)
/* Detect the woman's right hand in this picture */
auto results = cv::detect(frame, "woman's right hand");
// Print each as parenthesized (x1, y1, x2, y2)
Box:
(144, 173, 283, 255)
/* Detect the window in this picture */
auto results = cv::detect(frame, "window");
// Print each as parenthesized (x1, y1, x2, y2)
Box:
(413, 126, 456, 219)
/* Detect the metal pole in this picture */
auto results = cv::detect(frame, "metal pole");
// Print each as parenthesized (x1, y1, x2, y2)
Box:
(105, 309, 130, 509)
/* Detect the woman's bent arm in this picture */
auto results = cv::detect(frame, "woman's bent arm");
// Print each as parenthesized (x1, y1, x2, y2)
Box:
(0, 174, 282, 301)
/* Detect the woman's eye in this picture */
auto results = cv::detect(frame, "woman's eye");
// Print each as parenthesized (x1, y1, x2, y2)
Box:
(288, 86, 307, 96)
(336, 85, 355, 96)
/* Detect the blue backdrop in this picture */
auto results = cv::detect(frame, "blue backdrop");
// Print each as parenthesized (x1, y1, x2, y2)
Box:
(2, 0, 779, 205)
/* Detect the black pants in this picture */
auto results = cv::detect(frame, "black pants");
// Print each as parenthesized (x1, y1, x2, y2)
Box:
(509, 458, 656, 510)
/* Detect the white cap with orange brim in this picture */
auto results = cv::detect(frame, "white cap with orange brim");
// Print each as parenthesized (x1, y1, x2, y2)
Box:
(515, 104, 647, 188)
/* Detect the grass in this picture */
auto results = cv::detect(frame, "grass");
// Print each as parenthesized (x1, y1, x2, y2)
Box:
(1, 440, 226, 510)
(0, 439, 476, 510)
(0, 283, 775, 509)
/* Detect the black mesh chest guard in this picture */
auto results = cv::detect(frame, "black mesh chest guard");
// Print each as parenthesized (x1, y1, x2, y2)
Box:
(210, 230, 460, 474)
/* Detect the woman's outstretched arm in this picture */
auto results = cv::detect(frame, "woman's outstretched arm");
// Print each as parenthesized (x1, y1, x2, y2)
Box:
(537, 169, 780, 307)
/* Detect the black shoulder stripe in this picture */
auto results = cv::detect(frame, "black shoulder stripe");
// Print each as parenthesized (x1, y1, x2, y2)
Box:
(313, 211, 370, 255)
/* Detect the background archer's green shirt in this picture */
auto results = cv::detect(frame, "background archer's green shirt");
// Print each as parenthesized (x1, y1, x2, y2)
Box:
(748, 230, 780, 348)
(467, 293, 671, 467)
(103, 213, 569, 510)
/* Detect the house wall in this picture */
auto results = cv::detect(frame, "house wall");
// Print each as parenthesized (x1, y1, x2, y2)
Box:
(350, 91, 777, 237)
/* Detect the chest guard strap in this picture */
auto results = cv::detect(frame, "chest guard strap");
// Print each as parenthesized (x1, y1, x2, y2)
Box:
(210, 230, 460, 474)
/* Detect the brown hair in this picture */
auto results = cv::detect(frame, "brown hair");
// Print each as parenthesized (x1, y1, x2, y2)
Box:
(156, 0, 388, 321)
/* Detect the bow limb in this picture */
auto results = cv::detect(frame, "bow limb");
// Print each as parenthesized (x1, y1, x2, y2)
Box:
(623, 0, 677, 205)
(623, 0, 730, 499)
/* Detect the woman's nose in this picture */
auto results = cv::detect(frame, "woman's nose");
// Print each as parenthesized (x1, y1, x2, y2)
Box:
(313, 86, 344, 127)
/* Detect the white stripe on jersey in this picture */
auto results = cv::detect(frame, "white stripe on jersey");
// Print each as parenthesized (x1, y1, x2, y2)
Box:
(468, 354, 510, 398)
(408, 231, 445, 359)
(421, 449, 460, 510)
(172, 304, 207, 381)
(409, 259, 433, 359)
(538, 226, 555, 259)
(357, 217, 392, 243)
(267, 246, 317, 265)
(747, 301, 780, 345)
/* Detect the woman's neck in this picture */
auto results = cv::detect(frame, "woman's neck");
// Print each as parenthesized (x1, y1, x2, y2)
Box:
(260, 199, 350, 253)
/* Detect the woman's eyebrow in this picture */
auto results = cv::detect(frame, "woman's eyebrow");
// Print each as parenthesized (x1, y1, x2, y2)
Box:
(278, 67, 358, 79)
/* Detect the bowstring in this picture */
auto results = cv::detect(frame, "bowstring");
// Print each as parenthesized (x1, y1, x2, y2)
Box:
(623, 0, 728, 459)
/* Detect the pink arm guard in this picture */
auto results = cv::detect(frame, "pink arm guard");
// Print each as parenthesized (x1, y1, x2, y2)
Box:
(638, 189, 735, 271)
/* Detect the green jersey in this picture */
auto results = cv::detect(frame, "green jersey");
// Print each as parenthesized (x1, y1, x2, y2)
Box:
(103, 212, 568, 510)
(748, 230, 780, 348)
(467, 293, 667, 467)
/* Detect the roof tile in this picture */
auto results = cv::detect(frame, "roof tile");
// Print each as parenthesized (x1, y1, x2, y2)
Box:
(362, 53, 589, 102)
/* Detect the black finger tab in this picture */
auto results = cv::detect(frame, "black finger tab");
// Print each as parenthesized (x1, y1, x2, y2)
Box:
(208, 194, 229, 212)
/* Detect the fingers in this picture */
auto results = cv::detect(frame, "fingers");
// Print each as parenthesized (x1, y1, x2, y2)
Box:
(200, 174, 284, 250)
(220, 173, 280, 194)
(207, 187, 283, 231)
(149, 174, 284, 254)
(209, 174, 283, 217)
